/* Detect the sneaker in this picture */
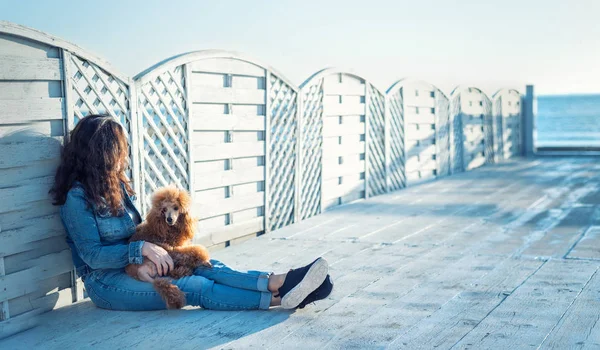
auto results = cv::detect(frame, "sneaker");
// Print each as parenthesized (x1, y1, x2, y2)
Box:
(278, 257, 329, 309)
(297, 274, 334, 309)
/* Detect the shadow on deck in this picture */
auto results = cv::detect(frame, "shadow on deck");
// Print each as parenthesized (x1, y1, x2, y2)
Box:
(3, 157, 600, 349)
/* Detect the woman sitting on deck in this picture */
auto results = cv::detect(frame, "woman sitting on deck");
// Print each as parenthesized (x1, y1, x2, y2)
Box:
(50, 114, 333, 311)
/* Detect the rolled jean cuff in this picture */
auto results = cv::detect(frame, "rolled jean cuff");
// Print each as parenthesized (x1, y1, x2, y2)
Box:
(259, 291, 271, 310)
(256, 272, 270, 292)
(128, 241, 145, 264)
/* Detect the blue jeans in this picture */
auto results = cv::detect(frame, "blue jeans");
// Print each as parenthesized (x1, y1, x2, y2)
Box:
(83, 259, 272, 311)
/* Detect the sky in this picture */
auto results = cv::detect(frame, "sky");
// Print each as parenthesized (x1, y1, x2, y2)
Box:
(1, 0, 599, 95)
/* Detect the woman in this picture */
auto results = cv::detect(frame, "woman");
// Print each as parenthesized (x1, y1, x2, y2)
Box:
(51, 114, 333, 311)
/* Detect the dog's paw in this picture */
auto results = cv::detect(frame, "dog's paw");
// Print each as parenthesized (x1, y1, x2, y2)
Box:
(202, 260, 213, 268)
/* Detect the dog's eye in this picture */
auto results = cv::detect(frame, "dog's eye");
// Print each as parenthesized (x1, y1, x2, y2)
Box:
(161, 208, 166, 213)
(174, 206, 179, 211)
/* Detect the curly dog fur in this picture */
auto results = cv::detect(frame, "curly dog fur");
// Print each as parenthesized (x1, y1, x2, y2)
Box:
(125, 185, 211, 309)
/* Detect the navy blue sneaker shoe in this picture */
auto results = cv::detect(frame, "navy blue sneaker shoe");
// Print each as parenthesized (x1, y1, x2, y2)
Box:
(297, 274, 334, 309)
(278, 257, 329, 309)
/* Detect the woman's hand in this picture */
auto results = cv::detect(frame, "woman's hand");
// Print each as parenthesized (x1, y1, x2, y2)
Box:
(141, 242, 174, 276)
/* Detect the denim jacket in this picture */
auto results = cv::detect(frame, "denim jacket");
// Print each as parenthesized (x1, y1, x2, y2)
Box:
(60, 182, 145, 280)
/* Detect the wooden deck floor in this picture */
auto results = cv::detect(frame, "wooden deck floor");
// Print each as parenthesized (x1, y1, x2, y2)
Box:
(3, 157, 600, 349)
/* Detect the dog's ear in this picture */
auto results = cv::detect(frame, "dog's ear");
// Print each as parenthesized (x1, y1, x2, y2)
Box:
(177, 189, 192, 213)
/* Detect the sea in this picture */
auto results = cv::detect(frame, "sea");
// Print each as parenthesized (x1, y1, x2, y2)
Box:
(536, 94, 600, 147)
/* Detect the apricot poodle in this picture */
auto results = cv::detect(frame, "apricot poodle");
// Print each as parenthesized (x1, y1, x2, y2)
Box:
(125, 185, 212, 309)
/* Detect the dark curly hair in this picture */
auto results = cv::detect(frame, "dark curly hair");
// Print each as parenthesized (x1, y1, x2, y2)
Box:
(50, 114, 134, 215)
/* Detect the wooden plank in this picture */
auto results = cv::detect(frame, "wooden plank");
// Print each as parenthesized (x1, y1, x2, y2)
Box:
(4, 237, 68, 276)
(0, 81, 62, 100)
(0, 158, 59, 188)
(0, 250, 72, 303)
(322, 179, 365, 201)
(540, 267, 600, 349)
(567, 226, 600, 259)
(189, 58, 266, 77)
(323, 102, 365, 116)
(322, 141, 365, 158)
(0, 308, 42, 340)
(0, 121, 63, 140)
(403, 93, 435, 108)
(391, 258, 544, 349)
(406, 156, 436, 171)
(194, 166, 264, 191)
(0, 98, 64, 124)
(405, 125, 435, 141)
(0, 32, 59, 59)
(0, 215, 66, 257)
(190, 86, 265, 105)
(404, 111, 435, 124)
(453, 259, 599, 349)
(322, 159, 365, 179)
(197, 217, 264, 246)
(190, 112, 265, 131)
(0, 56, 62, 80)
(7, 273, 72, 317)
(194, 141, 264, 161)
(0, 175, 54, 213)
(323, 122, 365, 137)
(324, 82, 365, 96)
(194, 192, 264, 220)
(406, 143, 436, 158)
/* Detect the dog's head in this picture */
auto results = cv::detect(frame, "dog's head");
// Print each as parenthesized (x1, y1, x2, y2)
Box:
(150, 185, 192, 227)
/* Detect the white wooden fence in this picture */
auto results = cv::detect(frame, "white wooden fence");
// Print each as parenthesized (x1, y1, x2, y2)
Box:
(0, 21, 523, 338)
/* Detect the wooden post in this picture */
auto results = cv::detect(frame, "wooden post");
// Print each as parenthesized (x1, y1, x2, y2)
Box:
(60, 49, 84, 303)
(384, 92, 391, 192)
(522, 85, 535, 157)
(264, 71, 271, 234)
(0, 257, 9, 321)
(183, 64, 196, 205)
(61, 50, 74, 141)
(128, 80, 142, 208)
(294, 91, 302, 223)
(364, 81, 370, 199)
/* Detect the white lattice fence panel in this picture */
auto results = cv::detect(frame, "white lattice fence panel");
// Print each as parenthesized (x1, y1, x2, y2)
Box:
(268, 74, 297, 231)
(387, 90, 405, 191)
(367, 84, 386, 196)
(299, 80, 323, 220)
(137, 65, 189, 213)
(67, 54, 133, 177)
(435, 90, 451, 176)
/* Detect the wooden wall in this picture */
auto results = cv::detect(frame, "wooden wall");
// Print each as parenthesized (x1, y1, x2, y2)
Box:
(0, 31, 73, 338)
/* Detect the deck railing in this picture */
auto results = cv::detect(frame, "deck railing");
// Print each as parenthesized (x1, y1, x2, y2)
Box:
(0, 21, 528, 338)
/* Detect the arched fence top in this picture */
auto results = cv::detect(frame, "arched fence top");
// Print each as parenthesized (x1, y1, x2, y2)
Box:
(299, 67, 385, 95)
(492, 88, 521, 99)
(0, 21, 129, 83)
(386, 78, 449, 100)
(133, 49, 298, 90)
(450, 85, 493, 103)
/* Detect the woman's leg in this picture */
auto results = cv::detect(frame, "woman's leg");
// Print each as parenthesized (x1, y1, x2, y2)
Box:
(193, 259, 286, 294)
(84, 269, 272, 311)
